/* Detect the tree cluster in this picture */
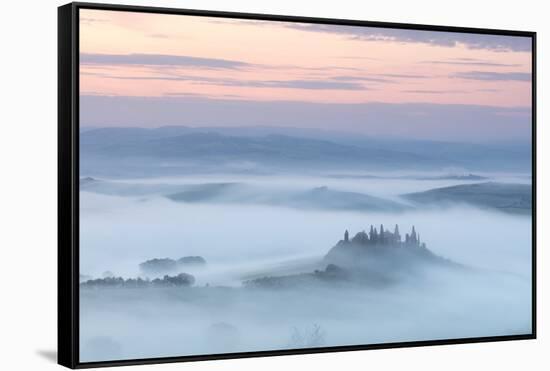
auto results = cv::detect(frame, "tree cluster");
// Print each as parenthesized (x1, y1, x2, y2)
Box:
(81, 272, 196, 289)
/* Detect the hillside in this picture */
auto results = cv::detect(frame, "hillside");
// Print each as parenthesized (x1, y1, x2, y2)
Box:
(402, 182, 532, 215)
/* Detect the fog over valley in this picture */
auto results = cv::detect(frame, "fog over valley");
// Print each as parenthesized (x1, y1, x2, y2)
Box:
(80, 173, 531, 280)
(79, 150, 532, 361)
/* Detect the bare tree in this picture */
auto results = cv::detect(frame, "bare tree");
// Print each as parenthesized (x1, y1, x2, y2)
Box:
(287, 324, 326, 348)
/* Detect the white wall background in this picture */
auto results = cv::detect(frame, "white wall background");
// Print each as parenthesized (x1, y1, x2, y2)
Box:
(0, 0, 546, 369)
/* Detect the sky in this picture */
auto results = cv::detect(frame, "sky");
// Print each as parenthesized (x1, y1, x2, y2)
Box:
(79, 9, 533, 142)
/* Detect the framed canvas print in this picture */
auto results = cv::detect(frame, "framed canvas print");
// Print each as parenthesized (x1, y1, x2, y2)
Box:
(58, 2, 536, 368)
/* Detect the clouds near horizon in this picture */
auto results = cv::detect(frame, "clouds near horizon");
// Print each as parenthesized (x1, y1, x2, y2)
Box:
(79, 9, 533, 142)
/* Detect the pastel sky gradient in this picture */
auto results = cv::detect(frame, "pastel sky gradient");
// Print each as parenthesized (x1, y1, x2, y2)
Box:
(79, 9, 533, 142)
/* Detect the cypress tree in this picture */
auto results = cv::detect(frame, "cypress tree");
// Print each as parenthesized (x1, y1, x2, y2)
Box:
(394, 224, 400, 242)
(369, 225, 374, 240)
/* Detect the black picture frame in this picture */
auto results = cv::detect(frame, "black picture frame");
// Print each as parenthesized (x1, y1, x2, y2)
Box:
(58, 2, 537, 368)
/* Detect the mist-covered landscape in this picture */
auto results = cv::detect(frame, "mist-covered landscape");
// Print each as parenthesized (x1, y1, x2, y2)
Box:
(78, 8, 532, 364)
(79, 125, 532, 362)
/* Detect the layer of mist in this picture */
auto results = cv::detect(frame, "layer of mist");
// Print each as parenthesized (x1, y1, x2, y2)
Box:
(79, 127, 532, 362)
(80, 265, 530, 362)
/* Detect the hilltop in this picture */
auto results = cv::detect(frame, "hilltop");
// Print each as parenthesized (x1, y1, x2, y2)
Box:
(403, 182, 531, 215)
(246, 224, 460, 289)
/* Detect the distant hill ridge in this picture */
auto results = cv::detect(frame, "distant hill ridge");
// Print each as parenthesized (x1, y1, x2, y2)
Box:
(80, 126, 531, 173)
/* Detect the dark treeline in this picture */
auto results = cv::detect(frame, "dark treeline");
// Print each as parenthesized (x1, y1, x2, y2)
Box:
(342, 224, 425, 248)
(81, 272, 195, 289)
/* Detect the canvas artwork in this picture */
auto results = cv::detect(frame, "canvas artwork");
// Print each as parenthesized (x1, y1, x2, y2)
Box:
(77, 8, 533, 363)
